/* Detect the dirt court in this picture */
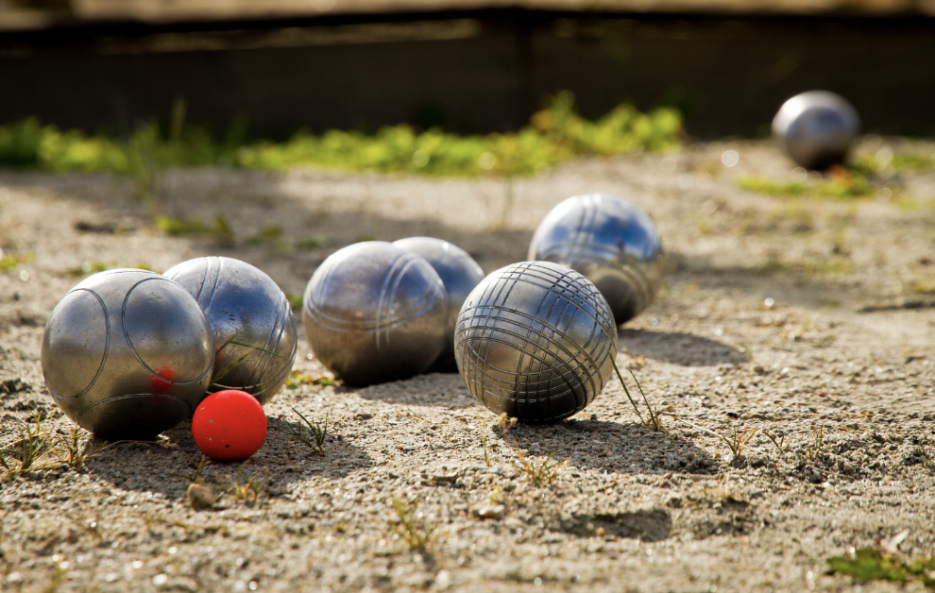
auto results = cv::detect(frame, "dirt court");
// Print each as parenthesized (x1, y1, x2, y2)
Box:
(1, 138, 935, 592)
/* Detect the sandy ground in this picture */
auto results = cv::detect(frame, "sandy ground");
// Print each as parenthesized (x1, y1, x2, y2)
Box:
(1, 138, 935, 593)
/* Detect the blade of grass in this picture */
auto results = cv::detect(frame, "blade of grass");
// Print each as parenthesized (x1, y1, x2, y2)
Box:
(475, 401, 490, 467)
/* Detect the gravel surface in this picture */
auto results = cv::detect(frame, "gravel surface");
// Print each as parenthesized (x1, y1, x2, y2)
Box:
(2, 138, 935, 593)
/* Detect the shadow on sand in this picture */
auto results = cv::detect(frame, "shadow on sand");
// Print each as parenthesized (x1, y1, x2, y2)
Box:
(619, 329, 748, 367)
(85, 415, 372, 501)
(492, 417, 717, 476)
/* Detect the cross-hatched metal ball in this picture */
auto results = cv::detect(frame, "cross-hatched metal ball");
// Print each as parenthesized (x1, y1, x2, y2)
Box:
(41, 269, 214, 440)
(772, 90, 860, 170)
(303, 241, 449, 386)
(455, 261, 618, 422)
(393, 236, 484, 373)
(164, 256, 297, 405)
(528, 193, 663, 326)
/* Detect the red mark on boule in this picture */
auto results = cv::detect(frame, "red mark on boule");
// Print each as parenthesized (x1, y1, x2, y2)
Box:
(151, 367, 176, 393)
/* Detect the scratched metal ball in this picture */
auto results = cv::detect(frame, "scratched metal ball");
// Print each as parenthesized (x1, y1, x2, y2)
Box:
(393, 237, 484, 373)
(455, 261, 617, 422)
(773, 91, 860, 170)
(303, 241, 449, 386)
(528, 194, 663, 326)
(41, 269, 214, 440)
(164, 257, 298, 405)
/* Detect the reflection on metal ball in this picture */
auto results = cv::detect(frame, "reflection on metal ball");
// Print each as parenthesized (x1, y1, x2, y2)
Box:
(41, 269, 214, 440)
(454, 261, 617, 422)
(393, 237, 484, 373)
(303, 242, 448, 386)
(528, 193, 663, 325)
(772, 91, 860, 170)
(164, 257, 297, 405)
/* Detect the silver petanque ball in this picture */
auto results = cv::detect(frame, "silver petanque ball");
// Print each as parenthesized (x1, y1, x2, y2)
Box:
(303, 241, 449, 386)
(455, 261, 618, 423)
(393, 237, 484, 373)
(164, 257, 297, 405)
(773, 90, 860, 170)
(528, 194, 663, 326)
(41, 269, 214, 440)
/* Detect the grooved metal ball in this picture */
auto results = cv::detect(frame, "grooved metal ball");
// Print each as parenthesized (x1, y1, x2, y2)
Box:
(393, 237, 484, 373)
(773, 91, 860, 170)
(164, 257, 298, 405)
(528, 194, 663, 326)
(303, 242, 448, 386)
(41, 269, 214, 440)
(454, 261, 618, 423)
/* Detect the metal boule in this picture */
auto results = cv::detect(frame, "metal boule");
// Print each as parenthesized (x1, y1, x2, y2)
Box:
(772, 90, 860, 170)
(303, 241, 448, 386)
(164, 256, 297, 405)
(393, 236, 484, 373)
(455, 261, 617, 423)
(41, 269, 214, 440)
(528, 193, 663, 325)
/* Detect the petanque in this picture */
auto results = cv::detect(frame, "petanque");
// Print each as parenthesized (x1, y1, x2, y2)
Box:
(528, 194, 663, 326)
(41, 269, 214, 440)
(454, 261, 617, 422)
(772, 90, 860, 170)
(303, 241, 449, 386)
(6, 17, 934, 592)
(164, 256, 297, 405)
(393, 236, 484, 373)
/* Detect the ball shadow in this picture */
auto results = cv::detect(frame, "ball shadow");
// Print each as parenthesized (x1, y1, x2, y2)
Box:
(84, 416, 372, 501)
(619, 329, 748, 367)
(354, 372, 475, 409)
(495, 418, 717, 476)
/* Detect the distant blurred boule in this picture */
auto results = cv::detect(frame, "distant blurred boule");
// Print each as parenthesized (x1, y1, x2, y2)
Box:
(393, 236, 484, 373)
(772, 90, 860, 170)
(528, 193, 663, 325)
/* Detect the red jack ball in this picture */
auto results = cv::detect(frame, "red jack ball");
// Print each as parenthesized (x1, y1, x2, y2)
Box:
(192, 390, 267, 461)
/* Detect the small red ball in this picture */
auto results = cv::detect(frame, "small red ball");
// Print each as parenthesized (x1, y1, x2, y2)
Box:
(192, 390, 267, 461)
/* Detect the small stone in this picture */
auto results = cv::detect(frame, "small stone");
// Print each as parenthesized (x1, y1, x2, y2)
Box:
(187, 483, 216, 510)
(472, 504, 505, 520)
(435, 570, 451, 590)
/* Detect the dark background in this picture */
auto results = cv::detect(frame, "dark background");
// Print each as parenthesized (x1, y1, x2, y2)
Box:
(2, 4, 933, 138)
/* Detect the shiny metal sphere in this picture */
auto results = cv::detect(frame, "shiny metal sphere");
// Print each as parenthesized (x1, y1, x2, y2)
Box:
(772, 91, 860, 170)
(393, 237, 484, 373)
(164, 257, 297, 405)
(455, 261, 617, 422)
(41, 269, 214, 440)
(303, 241, 448, 386)
(528, 194, 663, 326)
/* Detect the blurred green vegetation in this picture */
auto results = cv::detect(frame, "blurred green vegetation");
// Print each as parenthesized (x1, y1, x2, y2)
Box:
(854, 151, 934, 173)
(738, 164, 879, 200)
(0, 93, 682, 177)
(827, 548, 935, 588)
(737, 172, 871, 199)
(737, 148, 933, 200)
(155, 213, 235, 247)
